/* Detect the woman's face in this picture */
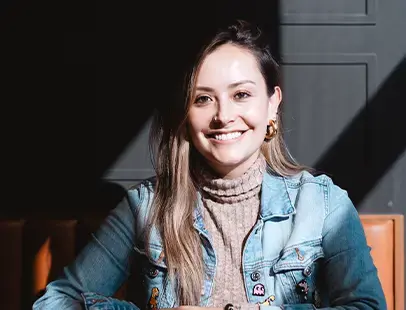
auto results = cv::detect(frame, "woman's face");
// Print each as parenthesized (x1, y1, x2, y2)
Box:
(187, 43, 281, 178)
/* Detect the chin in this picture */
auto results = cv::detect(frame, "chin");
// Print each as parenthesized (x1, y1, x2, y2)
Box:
(211, 152, 251, 168)
(215, 156, 245, 167)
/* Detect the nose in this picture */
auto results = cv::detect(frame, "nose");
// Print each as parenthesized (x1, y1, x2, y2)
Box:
(213, 98, 235, 125)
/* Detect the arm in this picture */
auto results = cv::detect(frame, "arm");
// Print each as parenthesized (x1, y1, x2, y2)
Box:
(250, 179, 387, 310)
(32, 188, 143, 310)
(313, 179, 386, 309)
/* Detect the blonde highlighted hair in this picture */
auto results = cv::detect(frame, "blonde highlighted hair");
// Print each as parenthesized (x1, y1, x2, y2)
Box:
(146, 20, 308, 305)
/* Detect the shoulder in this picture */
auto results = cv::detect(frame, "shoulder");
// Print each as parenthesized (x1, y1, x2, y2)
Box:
(281, 170, 352, 215)
(283, 170, 346, 194)
(127, 176, 156, 200)
(120, 176, 158, 240)
(123, 176, 157, 216)
(283, 170, 330, 188)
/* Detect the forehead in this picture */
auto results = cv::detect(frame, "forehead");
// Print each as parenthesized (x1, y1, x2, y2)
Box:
(196, 43, 263, 87)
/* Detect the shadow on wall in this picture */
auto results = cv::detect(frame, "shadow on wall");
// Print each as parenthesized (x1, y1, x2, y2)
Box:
(315, 57, 406, 207)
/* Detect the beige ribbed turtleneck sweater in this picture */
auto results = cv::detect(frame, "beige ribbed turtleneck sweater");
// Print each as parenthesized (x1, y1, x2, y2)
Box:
(198, 155, 267, 309)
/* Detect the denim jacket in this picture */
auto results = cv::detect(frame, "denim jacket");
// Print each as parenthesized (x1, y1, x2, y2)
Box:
(32, 171, 387, 310)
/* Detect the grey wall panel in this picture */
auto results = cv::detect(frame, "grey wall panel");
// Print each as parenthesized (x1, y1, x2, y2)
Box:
(392, 152, 406, 212)
(280, 0, 376, 25)
(281, 53, 376, 166)
(362, 151, 406, 214)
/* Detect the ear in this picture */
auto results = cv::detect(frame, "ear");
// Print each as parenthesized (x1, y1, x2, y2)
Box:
(268, 86, 282, 120)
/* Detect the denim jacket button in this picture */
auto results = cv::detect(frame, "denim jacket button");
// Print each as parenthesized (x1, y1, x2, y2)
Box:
(250, 271, 261, 281)
(148, 268, 159, 278)
(303, 265, 312, 277)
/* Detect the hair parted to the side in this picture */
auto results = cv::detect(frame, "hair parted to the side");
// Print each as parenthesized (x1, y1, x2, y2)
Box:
(146, 19, 309, 305)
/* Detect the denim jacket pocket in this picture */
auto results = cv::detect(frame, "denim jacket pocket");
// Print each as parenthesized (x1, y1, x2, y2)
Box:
(134, 243, 176, 310)
(272, 239, 324, 305)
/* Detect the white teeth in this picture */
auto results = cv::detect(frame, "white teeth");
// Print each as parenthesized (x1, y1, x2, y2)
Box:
(214, 132, 242, 141)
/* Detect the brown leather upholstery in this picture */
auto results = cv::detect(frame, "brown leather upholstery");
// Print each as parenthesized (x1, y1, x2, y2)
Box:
(0, 220, 24, 310)
(360, 215, 404, 310)
(0, 214, 403, 310)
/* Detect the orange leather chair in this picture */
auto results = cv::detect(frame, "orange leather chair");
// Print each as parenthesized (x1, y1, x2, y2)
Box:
(360, 214, 404, 310)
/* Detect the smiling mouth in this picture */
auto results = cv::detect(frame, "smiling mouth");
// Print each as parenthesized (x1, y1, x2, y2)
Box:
(206, 131, 246, 141)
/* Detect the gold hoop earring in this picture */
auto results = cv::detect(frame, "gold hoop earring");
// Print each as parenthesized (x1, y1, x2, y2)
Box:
(265, 119, 278, 141)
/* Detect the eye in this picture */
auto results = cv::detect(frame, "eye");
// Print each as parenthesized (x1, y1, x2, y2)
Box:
(234, 91, 250, 100)
(194, 95, 212, 105)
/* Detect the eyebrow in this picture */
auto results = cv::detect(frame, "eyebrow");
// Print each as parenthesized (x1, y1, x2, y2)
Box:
(196, 80, 256, 92)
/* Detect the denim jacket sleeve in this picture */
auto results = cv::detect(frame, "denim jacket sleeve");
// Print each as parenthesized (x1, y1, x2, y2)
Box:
(275, 178, 387, 310)
(32, 188, 143, 310)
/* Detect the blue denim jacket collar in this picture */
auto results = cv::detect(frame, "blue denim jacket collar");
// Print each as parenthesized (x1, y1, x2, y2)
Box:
(259, 171, 296, 220)
(193, 170, 296, 231)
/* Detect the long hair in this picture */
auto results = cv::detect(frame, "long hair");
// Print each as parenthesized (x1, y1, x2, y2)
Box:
(146, 20, 308, 305)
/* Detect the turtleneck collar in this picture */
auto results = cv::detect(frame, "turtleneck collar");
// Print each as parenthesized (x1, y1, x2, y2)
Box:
(196, 154, 267, 203)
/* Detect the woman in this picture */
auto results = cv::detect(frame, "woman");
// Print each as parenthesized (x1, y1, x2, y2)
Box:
(33, 20, 386, 310)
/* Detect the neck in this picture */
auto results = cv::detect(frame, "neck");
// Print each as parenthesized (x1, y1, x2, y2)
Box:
(196, 153, 267, 203)
(205, 151, 261, 179)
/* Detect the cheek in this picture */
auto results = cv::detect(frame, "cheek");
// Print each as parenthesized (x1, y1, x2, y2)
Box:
(244, 103, 269, 128)
(187, 110, 208, 135)
(187, 111, 200, 131)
